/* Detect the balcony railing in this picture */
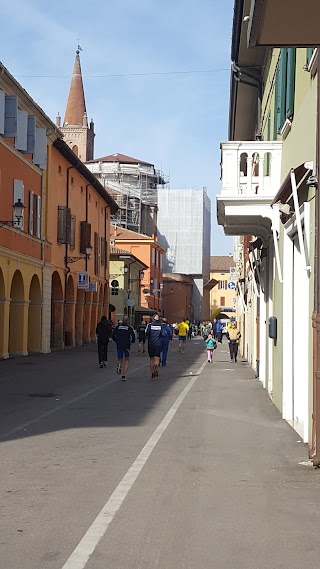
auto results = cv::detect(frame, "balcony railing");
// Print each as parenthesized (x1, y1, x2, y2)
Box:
(220, 141, 282, 198)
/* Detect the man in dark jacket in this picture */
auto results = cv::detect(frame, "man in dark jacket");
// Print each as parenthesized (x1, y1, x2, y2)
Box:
(161, 318, 173, 366)
(112, 316, 135, 380)
(136, 320, 147, 353)
(96, 316, 112, 368)
(145, 314, 168, 379)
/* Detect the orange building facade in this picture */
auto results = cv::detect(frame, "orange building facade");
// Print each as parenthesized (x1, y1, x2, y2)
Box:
(112, 225, 165, 315)
(0, 64, 61, 359)
(47, 139, 118, 349)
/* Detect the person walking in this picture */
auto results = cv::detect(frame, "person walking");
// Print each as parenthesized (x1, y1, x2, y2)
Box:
(112, 315, 135, 380)
(211, 318, 217, 339)
(216, 318, 223, 344)
(175, 319, 189, 353)
(96, 315, 112, 368)
(205, 332, 217, 363)
(227, 321, 241, 362)
(146, 314, 168, 379)
(136, 320, 147, 353)
(187, 323, 193, 341)
(161, 318, 173, 366)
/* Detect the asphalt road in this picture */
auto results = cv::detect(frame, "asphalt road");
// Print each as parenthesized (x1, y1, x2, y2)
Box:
(1, 338, 320, 569)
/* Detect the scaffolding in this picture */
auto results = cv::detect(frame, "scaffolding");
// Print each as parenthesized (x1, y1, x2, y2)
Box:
(86, 158, 169, 234)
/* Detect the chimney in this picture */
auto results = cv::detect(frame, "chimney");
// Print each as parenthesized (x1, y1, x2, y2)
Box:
(56, 112, 61, 127)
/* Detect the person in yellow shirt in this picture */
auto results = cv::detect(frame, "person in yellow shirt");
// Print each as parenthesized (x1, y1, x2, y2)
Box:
(175, 319, 189, 353)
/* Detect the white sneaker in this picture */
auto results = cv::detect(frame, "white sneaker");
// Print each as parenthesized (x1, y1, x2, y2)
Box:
(121, 376, 127, 381)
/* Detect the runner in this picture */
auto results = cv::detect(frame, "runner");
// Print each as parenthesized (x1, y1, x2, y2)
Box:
(175, 319, 189, 353)
(161, 318, 173, 366)
(146, 314, 168, 379)
(136, 319, 147, 353)
(95, 315, 112, 368)
(111, 315, 135, 381)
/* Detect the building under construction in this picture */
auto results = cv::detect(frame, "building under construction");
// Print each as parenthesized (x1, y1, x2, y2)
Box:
(85, 153, 168, 236)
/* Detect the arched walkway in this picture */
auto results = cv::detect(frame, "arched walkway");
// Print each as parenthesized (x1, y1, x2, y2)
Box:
(75, 288, 85, 346)
(51, 271, 64, 349)
(28, 275, 41, 353)
(65, 275, 75, 347)
(90, 290, 98, 340)
(0, 267, 8, 357)
(9, 270, 26, 355)
(83, 291, 92, 344)
(98, 284, 104, 321)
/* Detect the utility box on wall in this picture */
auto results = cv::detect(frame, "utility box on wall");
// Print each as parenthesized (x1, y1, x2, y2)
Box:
(269, 316, 277, 340)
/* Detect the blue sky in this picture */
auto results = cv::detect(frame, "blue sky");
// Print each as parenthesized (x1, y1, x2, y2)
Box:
(0, 0, 234, 255)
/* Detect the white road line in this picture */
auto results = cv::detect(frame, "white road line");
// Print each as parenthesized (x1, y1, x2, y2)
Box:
(61, 360, 207, 569)
(0, 361, 149, 441)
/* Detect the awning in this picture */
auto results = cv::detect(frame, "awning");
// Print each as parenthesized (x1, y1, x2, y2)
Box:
(271, 163, 311, 206)
(134, 306, 157, 315)
(203, 278, 217, 291)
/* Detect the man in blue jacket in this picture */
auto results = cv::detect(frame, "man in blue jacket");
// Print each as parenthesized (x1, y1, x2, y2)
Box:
(112, 316, 135, 381)
(161, 318, 173, 367)
(145, 314, 168, 379)
(216, 318, 223, 344)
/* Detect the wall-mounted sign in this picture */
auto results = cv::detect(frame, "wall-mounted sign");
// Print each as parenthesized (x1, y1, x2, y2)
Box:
(78, 272, 89, 289)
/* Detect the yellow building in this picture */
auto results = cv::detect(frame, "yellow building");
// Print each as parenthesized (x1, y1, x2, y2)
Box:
(209, 256, 236, 320)
(109, 247, 147, 327)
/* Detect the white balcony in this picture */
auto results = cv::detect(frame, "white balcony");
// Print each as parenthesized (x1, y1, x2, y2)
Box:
(217, 141, 282, 240)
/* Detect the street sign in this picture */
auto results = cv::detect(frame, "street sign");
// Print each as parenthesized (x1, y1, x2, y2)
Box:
(230, 267, 236, 278)
(127, 299, 135, 307)
(87, 282, 97, 292)
(78, 272, 89, 289)
(227, 281, 236, 290)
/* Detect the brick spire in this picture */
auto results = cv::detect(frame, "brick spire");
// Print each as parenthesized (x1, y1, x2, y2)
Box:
(64, 50, 87, 126)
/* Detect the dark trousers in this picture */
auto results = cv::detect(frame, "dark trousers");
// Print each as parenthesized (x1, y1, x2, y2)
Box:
(98, 339, 109, 363)
(161, 343, 169, 364)
(216, 332, 223, 343)
(229, 341, 238, 361)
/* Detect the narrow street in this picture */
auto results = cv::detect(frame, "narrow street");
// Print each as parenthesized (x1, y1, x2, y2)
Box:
(1, 338, 320, 569)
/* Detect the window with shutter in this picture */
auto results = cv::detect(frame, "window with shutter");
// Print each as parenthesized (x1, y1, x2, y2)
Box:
(306, 47, 315, 66)
(286, 48, 296, 119)
(33, 127, 47, 169)
(57, 206, 71, 244)
(15, 110, 28, 152)
(80, 221, 91, 253)
(220, 297, 225, 307)
(33, 194, 38, 236)
(4, 96, 18, 138)
(29, 191, 34, 235)
(36, 196, 41, 238)
(94, 232, 99, 275)
(101, 237, 105, 266)
(27, 116, 36, 154)
(70, 215, 76, 250)
(278, 49, 287, 131)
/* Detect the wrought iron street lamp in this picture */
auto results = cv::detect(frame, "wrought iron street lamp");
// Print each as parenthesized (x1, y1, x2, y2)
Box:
(0, 199, 25, 227)
(66, 245, 93, 264)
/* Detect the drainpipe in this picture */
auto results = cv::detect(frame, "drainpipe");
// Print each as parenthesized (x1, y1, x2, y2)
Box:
(311, 52, 320, 466)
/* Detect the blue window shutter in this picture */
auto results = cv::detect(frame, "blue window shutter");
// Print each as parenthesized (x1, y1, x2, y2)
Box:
(29, 191, 34, 235)
(13, 179, 24, 230)
(36, 195, 41, 238)
(4, 96, 18, 137)
(33, 127, 47, 169)
(27, 116, 36, 154)
(0, 90, 5, 135)
(306, 48, 315, 65)
(286, 48, 296, 119)
(274, 66, 280, 137)
(15, 110, 28, 151)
